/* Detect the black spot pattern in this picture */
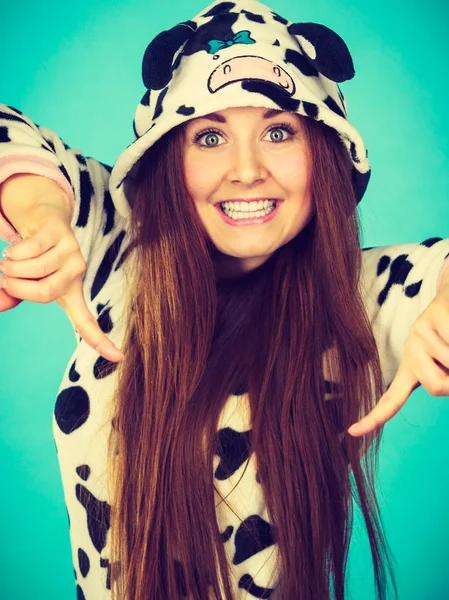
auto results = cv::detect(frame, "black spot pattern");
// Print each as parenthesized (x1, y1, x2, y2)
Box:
(349, 141, 361, 164)
(421, 237, 442, 248)
(238, 573, 274, 598)
(271, 11, 288, 25)
(75, 484, 111, 553)
(153, 86, 169, 120)
(141, 89, 151, 106)
(242, 9, 265, 23)
(220, 525, 234, 543)
(272, 39, 280, 46)
(42, 136, 56, 154)
(55, 386, 90, 434)
(114, 242, 133, 272)
(76, 584, 86, 600)
(58, 163, 73, 190)
(90, 230, 126, 301)
(202, 1, 235, 17)
(214, 428, 252, 480)
(284, 48, 319, 78)
(0, 107, 28, 125)
(377, 254, 416, 306)
(377, 255, 391, 276)
(100, 557, 113, 591)
(68, 360, 81, 383)
(78, 548, 90, 577)
(337, 84, 345, 105)
(76, 464, 91, 481)
(177, 105, 195, 116)
(0, 126, 11, 143)
(97, 306, 113, 334)
(405, 280, 422, 298)
(233, 515, 274, 565)
(241, 80, 300, 112)
(103, 189, 116, 236)
(75, 153, 87, 167)
(93, 355, 119, 380)
(302, 101, 318, 118)
(76, 170, 94, 229)
(323, 95, 345, 119)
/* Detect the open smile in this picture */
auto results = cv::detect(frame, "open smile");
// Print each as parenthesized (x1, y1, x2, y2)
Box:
(215, 199, 282, 226)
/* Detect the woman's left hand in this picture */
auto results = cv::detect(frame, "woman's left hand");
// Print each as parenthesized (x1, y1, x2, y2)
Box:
(347, 277, 449, 436)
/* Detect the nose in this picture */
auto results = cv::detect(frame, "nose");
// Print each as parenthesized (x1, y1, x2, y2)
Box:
(227, 140, 268, 185)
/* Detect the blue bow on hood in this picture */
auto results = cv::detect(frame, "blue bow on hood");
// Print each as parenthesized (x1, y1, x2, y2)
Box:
(207, 30, 256, 54)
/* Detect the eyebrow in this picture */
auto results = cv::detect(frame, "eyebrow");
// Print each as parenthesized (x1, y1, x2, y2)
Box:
(197, 108, 285, 123)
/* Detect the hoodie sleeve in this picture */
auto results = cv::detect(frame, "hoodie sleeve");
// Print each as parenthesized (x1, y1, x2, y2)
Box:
(0, 104, 129, 268)
(360, 237, 449, 389)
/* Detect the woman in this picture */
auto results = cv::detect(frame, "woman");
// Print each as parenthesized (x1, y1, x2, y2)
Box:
(1, 1, 449, 598)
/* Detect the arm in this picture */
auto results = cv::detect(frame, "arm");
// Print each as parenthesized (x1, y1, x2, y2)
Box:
(359, 237, 449, 389)
(0, 105, 129, 361)
(0, 105, 127, 264)
(350, 238, 449, 435)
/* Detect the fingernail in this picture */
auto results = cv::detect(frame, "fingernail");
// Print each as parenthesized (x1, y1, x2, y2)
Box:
(2, 248, 11, 259)
(347, 423, 362, 435)
(0, 277, 5, 289)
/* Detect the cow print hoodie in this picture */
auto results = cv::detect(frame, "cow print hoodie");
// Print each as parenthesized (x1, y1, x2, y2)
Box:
(1, 1, 449, 599)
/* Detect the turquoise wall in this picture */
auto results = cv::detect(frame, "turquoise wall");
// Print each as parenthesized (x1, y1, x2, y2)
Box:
(1, 0, 449, 598)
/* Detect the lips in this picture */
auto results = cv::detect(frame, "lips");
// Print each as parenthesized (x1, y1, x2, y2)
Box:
(216, 197, 280, 205)
(215, 198, 282, 226)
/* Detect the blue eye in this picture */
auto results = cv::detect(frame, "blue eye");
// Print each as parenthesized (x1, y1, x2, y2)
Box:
(193, 129, 223, 147)
(203, 133, 220, 146)
(266, 123, 297, 143)
(269, 128, 286, 142)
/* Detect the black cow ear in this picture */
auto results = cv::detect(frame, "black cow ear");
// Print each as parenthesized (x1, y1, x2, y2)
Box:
(142, 21, 197, 90)
(287, 22, 355, 82)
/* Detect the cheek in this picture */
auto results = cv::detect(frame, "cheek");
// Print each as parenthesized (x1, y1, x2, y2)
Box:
(184, 159, 217, 200)
(272, 151, 309, 191)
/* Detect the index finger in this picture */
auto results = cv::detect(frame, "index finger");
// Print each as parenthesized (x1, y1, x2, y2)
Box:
(347, 362, 419, 436)
(56, 291, 124, 363)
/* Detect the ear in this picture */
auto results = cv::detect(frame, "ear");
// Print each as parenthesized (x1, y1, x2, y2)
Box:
(287, 22, 355, 82)
(142, 21, 197, 90)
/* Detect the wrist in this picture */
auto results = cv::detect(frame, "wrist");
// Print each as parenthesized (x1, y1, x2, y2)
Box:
(0, 174, 72, 235)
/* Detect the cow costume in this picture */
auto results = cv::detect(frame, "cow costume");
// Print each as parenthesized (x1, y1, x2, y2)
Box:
(1, 0, 449, 598)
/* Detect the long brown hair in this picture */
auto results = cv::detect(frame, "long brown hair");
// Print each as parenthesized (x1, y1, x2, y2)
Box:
(106, 114, 397, 599)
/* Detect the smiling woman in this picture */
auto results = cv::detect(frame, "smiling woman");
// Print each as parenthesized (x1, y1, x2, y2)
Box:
(183, 107, 313, 276)
(1, 0, 449, 599)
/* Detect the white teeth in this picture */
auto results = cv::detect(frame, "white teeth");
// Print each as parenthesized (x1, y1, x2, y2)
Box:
(221, 200, 277, 220)
(221, 200, 276, 213)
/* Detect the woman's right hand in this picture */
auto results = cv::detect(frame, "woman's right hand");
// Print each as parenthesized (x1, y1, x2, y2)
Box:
(0, 203, 124, 363)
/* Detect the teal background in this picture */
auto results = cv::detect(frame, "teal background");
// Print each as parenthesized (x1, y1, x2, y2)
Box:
(1, 0, 449, 598)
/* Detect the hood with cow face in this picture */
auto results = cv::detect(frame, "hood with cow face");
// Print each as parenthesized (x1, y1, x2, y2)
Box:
(109, 0, 370, 218)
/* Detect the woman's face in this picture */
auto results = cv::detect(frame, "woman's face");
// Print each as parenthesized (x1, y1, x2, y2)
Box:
(183, 106, 314, 277)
